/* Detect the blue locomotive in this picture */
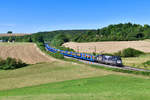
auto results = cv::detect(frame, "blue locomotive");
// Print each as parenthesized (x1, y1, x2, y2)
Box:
(45, 44, 123, 67)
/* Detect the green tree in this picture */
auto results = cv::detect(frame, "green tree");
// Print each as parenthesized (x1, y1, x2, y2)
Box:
(7, 31, 13, 34)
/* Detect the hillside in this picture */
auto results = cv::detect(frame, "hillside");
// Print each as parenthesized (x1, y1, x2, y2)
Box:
(0, 43, 53, 64)
(0, 60, 126, 91)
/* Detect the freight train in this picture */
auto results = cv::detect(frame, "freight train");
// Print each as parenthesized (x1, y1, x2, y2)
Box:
(45, 44, 123, 67)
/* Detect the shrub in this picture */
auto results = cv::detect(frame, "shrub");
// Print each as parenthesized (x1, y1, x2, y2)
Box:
(47, 52, 64, 59)
(51, 39, 64, 47)
(102, 53, 114, 56)
(57, 46, 75, 52)
(0, 59, 5, 67)
(92, 52, 96, 56)
(0, 57, 27, 70)
(114, 48, 144, 57)
(142, 60, 150, 68)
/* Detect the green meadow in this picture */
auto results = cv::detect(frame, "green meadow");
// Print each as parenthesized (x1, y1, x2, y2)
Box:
(1, 75, 150, 100)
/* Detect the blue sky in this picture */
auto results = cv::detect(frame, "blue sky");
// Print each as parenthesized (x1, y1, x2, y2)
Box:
(0, 0, 150, 33)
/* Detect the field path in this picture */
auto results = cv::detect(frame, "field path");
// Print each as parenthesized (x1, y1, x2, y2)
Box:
(0, 43, 55, 64)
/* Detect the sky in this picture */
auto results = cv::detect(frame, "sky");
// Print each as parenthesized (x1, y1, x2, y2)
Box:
(0, 0, 150, 33)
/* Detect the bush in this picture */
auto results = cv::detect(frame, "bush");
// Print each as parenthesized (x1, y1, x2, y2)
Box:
(142, 60, 150, 68)
(92, 52, 96, 56)
(51, 39, 64, 47)
(57, 46, 75, 52)
(48, 52, 64, 59)
(114, 48, 144, 57)
(102, 53, 114, 56)
(0, 57, 27, 70)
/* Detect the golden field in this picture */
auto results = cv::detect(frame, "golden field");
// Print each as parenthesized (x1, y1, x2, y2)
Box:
(0, 43, 54, 64)
(63, 40, 150, 53)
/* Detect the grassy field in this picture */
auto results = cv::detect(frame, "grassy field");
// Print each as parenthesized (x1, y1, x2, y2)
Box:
(1, 59, 150, 100)
(0, 60, 122, 91)
(122, 53, 150, 69)
(1, 75, 150, 100)
(0, 59, 150, 100)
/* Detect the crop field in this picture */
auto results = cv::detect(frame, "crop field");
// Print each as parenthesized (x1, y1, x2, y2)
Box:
(63, 41, 150, 69)
(0, 43, 53, 64)
(0, 33, 30, 37)
(63, 40, 150, 53)
(1, 74, 150, 100)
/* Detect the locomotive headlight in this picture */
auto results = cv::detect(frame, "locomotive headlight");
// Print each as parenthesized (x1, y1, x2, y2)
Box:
(117, 60, 122, 63)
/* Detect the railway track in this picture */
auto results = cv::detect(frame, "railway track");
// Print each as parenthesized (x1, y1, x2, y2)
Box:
(65, 56, 150, 72)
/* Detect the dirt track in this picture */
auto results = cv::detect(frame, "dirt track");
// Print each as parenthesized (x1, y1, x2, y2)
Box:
(63, 40, 150, 53)
(0, 43, 54, 64)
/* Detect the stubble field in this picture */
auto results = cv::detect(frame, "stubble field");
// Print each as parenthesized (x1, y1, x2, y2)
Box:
(0, 43, 54, 64)
(63, 40, 150, 53)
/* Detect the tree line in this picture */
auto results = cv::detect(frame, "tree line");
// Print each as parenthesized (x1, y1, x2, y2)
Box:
(1, 23, 150, 46)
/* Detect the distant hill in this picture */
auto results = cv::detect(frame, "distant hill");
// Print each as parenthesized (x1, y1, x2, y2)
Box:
(42, 23, 150, 46)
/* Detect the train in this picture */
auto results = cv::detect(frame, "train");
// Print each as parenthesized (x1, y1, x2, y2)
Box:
(45, 43, 123, 67)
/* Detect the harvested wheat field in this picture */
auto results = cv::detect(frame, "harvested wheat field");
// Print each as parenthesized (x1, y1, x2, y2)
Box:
(0, 33, 31, 37)
(63, 40, 150, 53)
(0, 43, 54, 64)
